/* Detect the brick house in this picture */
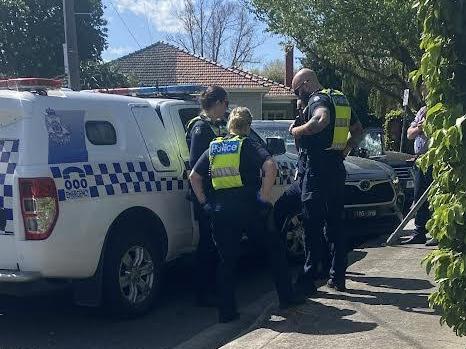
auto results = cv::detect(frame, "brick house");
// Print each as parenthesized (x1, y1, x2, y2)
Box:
(113, 42, 297, 120)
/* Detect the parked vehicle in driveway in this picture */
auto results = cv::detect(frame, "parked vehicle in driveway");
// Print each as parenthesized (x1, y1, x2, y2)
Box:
(252, 120, 404, 259)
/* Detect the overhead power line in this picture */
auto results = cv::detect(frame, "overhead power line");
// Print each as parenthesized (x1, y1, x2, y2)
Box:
(108, 0, 142, 50)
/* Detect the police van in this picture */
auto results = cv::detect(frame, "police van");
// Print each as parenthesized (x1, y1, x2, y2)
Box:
(0, 78, 295, 316)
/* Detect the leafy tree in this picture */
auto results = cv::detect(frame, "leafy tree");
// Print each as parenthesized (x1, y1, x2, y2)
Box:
(301, 55, 374, 125)
(251, 59, 285, 83)
(250, 0, 422, 106)
(411, 0, 466, 336)
(80, 60, 137, 90)
(0, 0, 107, 78)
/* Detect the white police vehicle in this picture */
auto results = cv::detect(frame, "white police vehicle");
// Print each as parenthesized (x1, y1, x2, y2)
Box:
(0, 79, 294, 316)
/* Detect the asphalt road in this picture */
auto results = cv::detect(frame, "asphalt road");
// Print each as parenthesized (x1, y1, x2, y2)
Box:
(0, 250, 277, 349)
(0, 229, 379, 349)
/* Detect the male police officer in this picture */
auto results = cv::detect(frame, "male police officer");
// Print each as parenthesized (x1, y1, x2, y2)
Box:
(190, 107, 303, 323)
(186, 86, 228, 306)
(290, 68, 363, 293)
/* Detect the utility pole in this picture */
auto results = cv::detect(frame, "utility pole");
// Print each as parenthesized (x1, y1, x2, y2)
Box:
(63, 0, 80, 90)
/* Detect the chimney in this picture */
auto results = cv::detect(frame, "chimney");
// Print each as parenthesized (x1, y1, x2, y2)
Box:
(284, 45, 294, 87)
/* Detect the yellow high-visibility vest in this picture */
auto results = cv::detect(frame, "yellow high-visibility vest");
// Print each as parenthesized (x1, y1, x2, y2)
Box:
(320, 89, 351, 150)
(209, 135, 244, 190)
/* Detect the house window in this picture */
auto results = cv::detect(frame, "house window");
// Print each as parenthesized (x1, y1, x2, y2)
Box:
(263, 110, 287, 120)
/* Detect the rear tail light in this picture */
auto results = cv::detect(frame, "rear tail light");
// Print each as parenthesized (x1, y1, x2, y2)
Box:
(19, 178, 59, 240)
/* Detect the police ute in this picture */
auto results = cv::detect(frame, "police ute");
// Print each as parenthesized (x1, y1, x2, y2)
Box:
(0, 78, 300, 316)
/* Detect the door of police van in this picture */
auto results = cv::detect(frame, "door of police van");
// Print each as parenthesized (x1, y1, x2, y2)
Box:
(131, 104, 193, 252)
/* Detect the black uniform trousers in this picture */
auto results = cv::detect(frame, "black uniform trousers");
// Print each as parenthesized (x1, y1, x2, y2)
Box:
(274, 180, 331, 275)
(211, 189, 294, 317)
(193, 199, 218, 299)
(413, 165, 433, 236)
(297, 151, 347, 286)
(273, 180, 302, 233)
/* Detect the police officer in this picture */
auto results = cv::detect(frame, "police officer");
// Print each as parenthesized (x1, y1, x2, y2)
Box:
(186, 85, 228, 306)
(274, 99, 330, 277)
(290, 68, 363, 293)
(189, 107, 304, 323)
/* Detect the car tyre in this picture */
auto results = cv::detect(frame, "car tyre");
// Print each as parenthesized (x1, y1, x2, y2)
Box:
(103, 227, 162, 318)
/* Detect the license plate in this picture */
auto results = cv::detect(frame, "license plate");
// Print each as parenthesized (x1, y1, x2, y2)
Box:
(406, 180, 414, 189)
(353, 210, 377, 218)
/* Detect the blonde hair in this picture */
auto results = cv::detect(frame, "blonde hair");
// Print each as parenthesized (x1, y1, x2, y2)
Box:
(227, 107, 253, 136)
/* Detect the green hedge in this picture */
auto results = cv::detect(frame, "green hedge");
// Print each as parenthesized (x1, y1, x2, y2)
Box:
(383, 109, 403, 151)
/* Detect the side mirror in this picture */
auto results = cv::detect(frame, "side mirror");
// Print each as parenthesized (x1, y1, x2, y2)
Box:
(266, 137, 286, 156)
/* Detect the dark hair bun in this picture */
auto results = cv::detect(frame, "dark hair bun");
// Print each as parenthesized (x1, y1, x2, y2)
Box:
(200, 85, 227, 111)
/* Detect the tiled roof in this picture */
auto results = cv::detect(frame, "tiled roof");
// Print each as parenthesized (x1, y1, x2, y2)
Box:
(113, 42, 295, 98)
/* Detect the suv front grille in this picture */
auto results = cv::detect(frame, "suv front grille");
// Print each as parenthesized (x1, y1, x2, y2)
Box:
(393, 166, 412, 179)
(344, 181, 395, 205)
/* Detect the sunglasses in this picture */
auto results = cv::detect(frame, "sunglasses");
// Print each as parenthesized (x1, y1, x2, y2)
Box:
(294, 80, 309, 96)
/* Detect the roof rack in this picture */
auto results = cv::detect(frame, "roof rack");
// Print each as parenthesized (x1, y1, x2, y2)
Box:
(0, 78, 62, 94)
(86, 84, 206, 99)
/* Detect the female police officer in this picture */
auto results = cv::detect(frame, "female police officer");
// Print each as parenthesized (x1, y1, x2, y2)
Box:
(186, 86, 229, 306)
(189, 107, 304, 323)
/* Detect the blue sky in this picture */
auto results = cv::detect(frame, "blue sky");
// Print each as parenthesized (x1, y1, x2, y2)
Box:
(101, 0, 302, 69)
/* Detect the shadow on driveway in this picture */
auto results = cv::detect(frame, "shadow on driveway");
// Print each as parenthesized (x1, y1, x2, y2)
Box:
(262, 299, 378, 336)
(320, 274, 437, 316)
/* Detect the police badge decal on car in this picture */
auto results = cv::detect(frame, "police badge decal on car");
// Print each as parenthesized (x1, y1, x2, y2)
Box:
(44, 108, 71, 145)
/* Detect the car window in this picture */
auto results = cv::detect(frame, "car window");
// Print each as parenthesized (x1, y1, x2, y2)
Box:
(178, 107, 201, 130)
(85, 121, 117, 145)
(359, 131, 383, 157)
(252, 123, 297, 154)
(253, 123, 294, 144)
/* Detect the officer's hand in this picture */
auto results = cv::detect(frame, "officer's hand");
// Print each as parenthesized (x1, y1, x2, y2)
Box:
(202, 202, 214, 216)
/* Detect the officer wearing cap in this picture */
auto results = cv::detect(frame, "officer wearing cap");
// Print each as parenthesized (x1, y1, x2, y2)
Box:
(290, 68, 363, 293)
(189, 107, 304, 323)
(186, 85, 228, 306)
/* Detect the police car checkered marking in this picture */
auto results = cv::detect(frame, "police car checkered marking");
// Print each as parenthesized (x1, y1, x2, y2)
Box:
(50, 161, 188, 202)
(0, 139, 19, 235)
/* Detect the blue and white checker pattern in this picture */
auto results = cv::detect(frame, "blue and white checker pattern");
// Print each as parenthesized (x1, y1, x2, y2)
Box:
(276, 160, 297, 185)
(50, 161, 188, 202)
(0, 139, 19, 235)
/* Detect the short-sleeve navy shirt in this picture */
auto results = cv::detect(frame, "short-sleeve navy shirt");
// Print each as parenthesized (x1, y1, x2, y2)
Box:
(193, 136, 271, 192)
(301, 91, 359, 151)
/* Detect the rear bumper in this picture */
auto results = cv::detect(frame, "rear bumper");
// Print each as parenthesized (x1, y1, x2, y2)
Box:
(0, 270, 41, 283)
